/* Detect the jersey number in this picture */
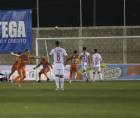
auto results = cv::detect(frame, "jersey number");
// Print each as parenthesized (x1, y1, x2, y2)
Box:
(57, 52, 60, 62)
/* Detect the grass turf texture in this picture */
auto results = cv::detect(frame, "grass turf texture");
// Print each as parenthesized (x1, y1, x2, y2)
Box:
(0, 81, 140, 118)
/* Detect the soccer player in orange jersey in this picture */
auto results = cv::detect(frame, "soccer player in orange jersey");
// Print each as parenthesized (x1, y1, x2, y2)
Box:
(9, 53, 21, 81)
(11, 49, 34, 86)
(18, 49, 36, 83)
(33, 57, 52, 82)
(66, 50, 80, 84)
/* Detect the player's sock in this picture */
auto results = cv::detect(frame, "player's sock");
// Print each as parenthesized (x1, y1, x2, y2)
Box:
(99, 73, 103, 80)
(55, 76, 60, 90)
(69, 79, 71, 84)
(93, 72, 97, 81)
(75, 73, 77, 80)
(93, 72, 95, 81)
(83, 72, 86, 80)
(37, 80, 41, 83)
(85, 72, 89, 82)
(47, 77, 50, 82)
(16, 78, 21, 87)
(87, 72, 90, 81)
(60, 78, 64, 90)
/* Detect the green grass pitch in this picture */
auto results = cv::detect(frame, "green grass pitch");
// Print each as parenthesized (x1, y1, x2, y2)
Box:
(0, 81, 140, 118)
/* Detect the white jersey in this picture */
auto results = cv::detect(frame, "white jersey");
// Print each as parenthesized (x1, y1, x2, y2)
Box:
(49, 47, 67, 69)
(80, 51, 90, 64)
(92, 53, 102, 67)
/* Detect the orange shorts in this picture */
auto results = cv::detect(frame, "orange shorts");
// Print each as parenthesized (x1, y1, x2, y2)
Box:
(18, 66, 26, 80)
(70, 64, 78, 80)
(40, 67, 50, 74)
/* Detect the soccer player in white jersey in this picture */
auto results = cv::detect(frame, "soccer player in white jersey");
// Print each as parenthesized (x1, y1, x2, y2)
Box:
(80, 47, 90, 82)
(92, 49, 103, 81)
(49, 41, 67, 91)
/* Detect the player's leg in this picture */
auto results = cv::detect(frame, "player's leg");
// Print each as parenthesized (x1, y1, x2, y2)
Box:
(93, 67, 97, 81)
(86, 64, 91, 82)
(9, 70, 15, 82)
(74, 64, 78, 80)
(82, 64, 86, 80)
(9, 66, 16, 81)
(38, 69, 43, 82)
(38, 68, 50, 82)
(98, 66, 103, 80)
(82, 63, 88, 81)
(20, 67, 26, 83)
(44, 68, 50, 81)
(54, 69, 60, 90)
(15, 69, 22, 86)
(15, 75, 20, 83)
(69, 64, 73, 83)
(9, 70, 14, 79)
(85, 68, 89, 82)
(59, 69, 64, 91)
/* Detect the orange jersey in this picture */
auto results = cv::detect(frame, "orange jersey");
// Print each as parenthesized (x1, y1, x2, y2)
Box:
(40, 58, 52, 69)
(12, 57, 21, 70)
(19, 54, 29, 68)
(71, 54, 79, 64)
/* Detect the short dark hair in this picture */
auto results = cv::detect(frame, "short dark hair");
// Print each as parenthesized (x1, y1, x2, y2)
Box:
(83, 47, 86, 51)
(41, 57, 45, 61)
(73, 50, 77, 54)
(24, 49, 29, 53)
(94, 49, 97, 53)
(15, 52, 21, 55)
(55, 41, 60, 46)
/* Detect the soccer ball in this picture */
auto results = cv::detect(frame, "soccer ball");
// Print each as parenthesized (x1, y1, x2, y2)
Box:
(54, 26, 58, 30)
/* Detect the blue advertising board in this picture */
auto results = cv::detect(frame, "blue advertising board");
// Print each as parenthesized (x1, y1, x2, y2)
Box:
(0, 10, 32, 52)
(102, 64, 140, 80)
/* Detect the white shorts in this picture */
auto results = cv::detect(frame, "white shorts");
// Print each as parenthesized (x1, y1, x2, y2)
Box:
(54, 63, 64, 75)
(82, 63, 88, 71)
(93, 66, 101, 73)
(54, 63, 64, 70)
(54, 69, 64, 76)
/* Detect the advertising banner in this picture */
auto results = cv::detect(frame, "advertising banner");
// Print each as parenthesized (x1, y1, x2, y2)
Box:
(0, 64, 140, 81)
(0, 10, 32, 52)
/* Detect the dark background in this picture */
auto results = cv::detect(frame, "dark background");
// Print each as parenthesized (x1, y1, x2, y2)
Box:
(0, 0, 140, 27)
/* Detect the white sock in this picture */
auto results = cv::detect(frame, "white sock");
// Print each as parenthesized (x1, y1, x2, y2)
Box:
(75, 73, 77, 80)
(55, 76, 60, 89)
(94, 73, 98, 81)
(85, 72, 89, 80)
(99, 73, 103, 80)
(60, 78, 64, 89)
(83, 72, 86, 80)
